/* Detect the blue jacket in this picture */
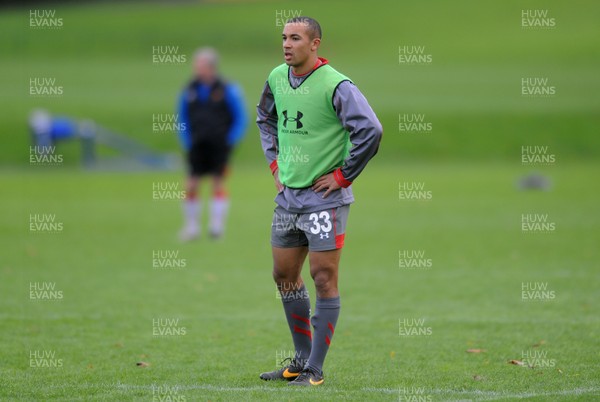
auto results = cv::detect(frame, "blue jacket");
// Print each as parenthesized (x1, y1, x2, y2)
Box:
(177, 80, 247, 150)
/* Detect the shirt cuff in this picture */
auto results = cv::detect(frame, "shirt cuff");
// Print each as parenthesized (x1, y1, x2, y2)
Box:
(333, 168, 352, 188)
(269, 160, 278, 175)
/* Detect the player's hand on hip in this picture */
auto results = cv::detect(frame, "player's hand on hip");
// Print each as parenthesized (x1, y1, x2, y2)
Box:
(312, 173, 341, 199)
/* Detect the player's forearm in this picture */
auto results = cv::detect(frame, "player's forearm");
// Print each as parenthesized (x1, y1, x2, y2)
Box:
(333, 82, 383, 184)
(339, 124, 382, 183)
(256, 81, 279, 170)
(258, 117, 278, 170)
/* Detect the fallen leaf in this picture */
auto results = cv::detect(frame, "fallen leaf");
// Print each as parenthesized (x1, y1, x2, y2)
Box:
(532, 340, 546, 348)
(136, 361, 150, 367)
(509, 359, 525, 366)
(26, 246, 38, 257)
(466, 349, 486, 353)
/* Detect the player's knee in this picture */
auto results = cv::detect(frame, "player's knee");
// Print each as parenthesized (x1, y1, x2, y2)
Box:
(272, 267, 296, 284)
(186, 189, 197, 200)
(311, 268, 334, 293)
(185, 182, 198, 199)
(272, 268, 283, 283)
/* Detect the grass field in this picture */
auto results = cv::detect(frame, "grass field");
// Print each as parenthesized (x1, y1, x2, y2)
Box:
(1, 0, 599, 400)
(1, 163, 599, 401)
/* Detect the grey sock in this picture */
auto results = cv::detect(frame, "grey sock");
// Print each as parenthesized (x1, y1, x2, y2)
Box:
(307, 296, 340, 374)
(280, 283, 312, 364)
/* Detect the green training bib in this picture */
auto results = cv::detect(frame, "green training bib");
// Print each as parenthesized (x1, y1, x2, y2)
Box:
(268, 63, 352, 188)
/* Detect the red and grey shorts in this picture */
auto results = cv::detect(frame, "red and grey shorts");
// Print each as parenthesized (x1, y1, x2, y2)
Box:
(271, 205, 349, 251)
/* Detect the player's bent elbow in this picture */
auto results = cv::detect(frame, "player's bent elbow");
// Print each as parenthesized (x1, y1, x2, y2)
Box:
(373, 121, 384, 142)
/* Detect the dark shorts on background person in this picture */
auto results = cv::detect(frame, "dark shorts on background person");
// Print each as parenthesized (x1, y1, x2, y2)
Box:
(187, 140, 231, 176)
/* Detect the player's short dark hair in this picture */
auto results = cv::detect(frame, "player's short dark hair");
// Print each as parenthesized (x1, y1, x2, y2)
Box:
(286, 16, 322, 40)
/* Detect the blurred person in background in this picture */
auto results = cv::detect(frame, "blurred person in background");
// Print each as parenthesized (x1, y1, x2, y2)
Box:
(177, 47, 247, 241)
(29, 109, 77, 147)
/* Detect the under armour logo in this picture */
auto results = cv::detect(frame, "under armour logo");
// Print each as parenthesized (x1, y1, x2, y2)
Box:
(282, 110, 304, 129)
(319, 232, 329, 239)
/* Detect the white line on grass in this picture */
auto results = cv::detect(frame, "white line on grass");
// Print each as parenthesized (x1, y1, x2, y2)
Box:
(427, 386, 600, 401)
(115, 383, 600, 398)
(117, 382, 396, 394)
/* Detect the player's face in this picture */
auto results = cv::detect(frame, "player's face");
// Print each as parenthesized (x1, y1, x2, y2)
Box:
(282, 22, 319, 68)
(194, 56, 216, 83)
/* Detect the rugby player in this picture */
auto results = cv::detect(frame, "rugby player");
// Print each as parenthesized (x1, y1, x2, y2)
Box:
(256, 17, 383, 386)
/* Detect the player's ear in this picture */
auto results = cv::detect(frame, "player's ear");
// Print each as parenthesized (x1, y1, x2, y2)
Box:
(311, 37, 321, 51)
